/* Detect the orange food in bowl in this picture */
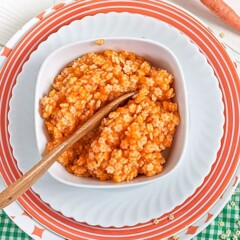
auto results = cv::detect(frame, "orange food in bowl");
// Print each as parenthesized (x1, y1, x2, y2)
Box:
(41, 50, 179, 183)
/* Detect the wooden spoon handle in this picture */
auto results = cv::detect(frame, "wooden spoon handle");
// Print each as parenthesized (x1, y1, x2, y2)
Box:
(0, 92, 135, 209)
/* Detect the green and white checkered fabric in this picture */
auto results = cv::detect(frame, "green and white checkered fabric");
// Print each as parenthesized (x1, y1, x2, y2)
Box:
(0, 184, 239, 240)
(0, 210, 31, 240)
(194, 184, 240, 240)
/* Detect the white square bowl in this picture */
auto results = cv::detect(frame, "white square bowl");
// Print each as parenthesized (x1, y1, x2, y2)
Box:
(34, 37, 188, 188)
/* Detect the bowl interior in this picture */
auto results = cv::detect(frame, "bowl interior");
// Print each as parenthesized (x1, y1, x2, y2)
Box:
(35, 37, 188, 188)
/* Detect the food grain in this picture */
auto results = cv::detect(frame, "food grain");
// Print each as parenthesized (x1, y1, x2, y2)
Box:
(41, 50, 179, 183)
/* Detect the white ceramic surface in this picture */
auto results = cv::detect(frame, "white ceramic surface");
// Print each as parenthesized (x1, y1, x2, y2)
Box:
(169, 0, 240, 61)
(35, 37, 188, 188)
(1, 0, 239, 61)
(1, 166, 239, 240)
(8, 12, 224, 227)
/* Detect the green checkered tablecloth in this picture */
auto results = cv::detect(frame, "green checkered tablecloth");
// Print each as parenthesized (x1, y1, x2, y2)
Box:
(0, 212, 30, 240)
(194, 184, 240, 240)
(0, 184, 239, 240)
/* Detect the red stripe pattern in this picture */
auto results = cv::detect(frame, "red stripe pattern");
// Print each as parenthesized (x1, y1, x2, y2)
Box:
(0, 1, 239, 239)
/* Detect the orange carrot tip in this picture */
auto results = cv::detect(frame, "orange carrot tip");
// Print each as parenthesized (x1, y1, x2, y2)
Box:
(201, 0, 240, 31)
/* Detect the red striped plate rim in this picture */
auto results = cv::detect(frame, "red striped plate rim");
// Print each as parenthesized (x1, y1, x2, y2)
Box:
(0, 1, 239, 239)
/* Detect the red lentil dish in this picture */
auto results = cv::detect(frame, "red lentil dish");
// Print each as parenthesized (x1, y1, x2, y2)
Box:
(41, 50, 180, 183)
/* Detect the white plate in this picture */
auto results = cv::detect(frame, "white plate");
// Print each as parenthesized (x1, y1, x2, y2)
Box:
(1, 167, 239, 240)
(8, 12, 224, 227)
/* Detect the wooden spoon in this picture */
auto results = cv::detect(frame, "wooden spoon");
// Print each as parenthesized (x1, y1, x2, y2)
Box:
(0, 92, 135, 209)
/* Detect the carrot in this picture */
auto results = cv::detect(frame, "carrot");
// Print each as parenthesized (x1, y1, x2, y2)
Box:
(201, 0, 240, 31)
